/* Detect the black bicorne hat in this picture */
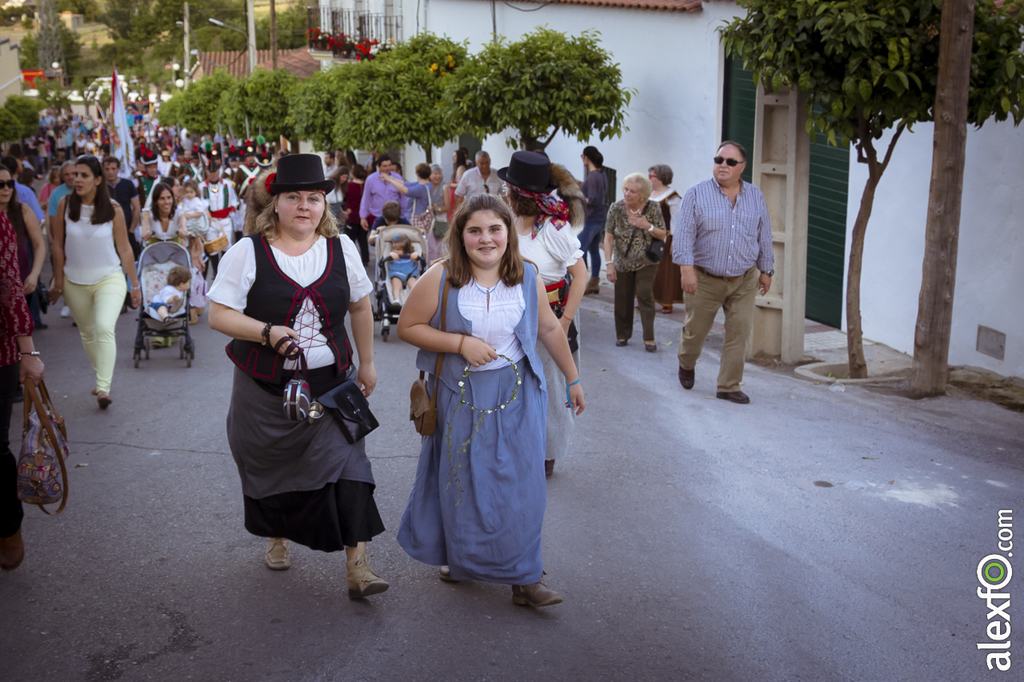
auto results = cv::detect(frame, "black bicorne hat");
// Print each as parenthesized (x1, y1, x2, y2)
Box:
(497, 151, 557, 193)
(268, 154, 335, 194)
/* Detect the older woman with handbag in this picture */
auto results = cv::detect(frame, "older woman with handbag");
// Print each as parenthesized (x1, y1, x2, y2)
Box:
(208, 154, 389, 599)
(603, 172, 668, 352)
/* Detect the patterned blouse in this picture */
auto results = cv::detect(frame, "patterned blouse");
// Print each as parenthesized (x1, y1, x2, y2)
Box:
(1, 210, 33, 367)
(604, 199, 666, 272)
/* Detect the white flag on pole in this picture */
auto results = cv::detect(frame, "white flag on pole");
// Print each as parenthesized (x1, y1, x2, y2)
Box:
(110, 68, 135, 180)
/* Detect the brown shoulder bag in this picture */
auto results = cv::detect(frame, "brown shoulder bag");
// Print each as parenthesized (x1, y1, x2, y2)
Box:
(410, 275, 451, 436)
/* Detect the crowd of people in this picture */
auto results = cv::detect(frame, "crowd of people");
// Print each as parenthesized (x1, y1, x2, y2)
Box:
(1, 106, 775, 608)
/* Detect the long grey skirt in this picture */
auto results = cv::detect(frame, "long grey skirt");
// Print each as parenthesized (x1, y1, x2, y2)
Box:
(226, 368, 383, 551)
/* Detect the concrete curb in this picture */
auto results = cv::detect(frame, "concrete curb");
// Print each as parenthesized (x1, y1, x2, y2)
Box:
(794, 361, 907, 385)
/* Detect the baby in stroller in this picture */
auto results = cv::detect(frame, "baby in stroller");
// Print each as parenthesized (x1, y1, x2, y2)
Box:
(150, 264, 191, 320)
(386, 234, 421, 301)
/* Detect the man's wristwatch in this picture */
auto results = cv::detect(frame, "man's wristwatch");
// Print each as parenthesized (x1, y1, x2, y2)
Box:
(763, 270, 774, 277)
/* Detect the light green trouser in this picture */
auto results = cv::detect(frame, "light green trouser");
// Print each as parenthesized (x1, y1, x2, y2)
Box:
(677, 266, 757, 393)
(64, 271, 127, 394)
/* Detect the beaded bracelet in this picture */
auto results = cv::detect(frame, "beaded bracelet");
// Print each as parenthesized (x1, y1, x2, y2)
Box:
(566, 378, 580, 405)
(261, 322, 273, 347)
(457, 334, 466, 356)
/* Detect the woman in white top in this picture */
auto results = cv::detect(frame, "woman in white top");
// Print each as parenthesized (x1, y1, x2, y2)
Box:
(208, 155, 389, 600)
(140, 182, 186, 245)
(499, 151, 587, 478)
(649, 164, 684, 314)
(50, 155, 142, 409)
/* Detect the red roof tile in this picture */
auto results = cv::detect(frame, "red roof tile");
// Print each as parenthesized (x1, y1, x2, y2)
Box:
(547, 0, 703, 11)
(199, 47, 321, 81)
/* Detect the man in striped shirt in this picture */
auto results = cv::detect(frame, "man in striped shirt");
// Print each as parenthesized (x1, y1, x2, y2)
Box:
(672, 141, 774, 404)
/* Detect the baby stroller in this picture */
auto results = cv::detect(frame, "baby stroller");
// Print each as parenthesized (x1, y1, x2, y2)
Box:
(132, 240, 196, 368)
(372, 225, 428, 341)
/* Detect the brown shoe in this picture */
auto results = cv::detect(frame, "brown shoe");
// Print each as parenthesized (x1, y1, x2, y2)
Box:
(0, 529, 24, 571)
(716, 390, 750, 404)
(264, 537, 290, 570)
(347, 554, 389, 599)
(512, 579, 563, 608)
(678, 367, 695, 390)
(96, 391, 112, 409)
(544, 459, 555, 478)
(438, 565, 461, 583)
(584, 276, 600, 295)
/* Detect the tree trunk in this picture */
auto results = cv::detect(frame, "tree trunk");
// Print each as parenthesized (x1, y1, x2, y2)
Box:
(423, 144, 432, 164)
(911, 0, 975, 397)
(845, 160, 881, 379)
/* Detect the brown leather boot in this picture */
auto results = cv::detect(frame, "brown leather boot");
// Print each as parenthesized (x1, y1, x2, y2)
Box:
(0, 529, 25, 571)
(347, 554, 389, 599)
(584, 276, 600, 295)
(512, 579, 563, 607)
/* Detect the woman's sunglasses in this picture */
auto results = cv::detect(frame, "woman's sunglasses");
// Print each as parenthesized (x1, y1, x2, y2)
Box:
(0, 180, 15, 189)
(714, 156, 742, 167)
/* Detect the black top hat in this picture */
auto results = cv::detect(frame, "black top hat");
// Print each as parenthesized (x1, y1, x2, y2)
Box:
(497, 151, 556, 193)
(268, 154, 335, 194)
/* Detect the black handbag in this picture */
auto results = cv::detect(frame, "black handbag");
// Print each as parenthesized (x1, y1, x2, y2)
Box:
(646, 236, 665, 263)
(318, 380, 380, 444)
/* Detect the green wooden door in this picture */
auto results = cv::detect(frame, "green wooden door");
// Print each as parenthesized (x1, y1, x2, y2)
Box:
(722, 57, 848, 328)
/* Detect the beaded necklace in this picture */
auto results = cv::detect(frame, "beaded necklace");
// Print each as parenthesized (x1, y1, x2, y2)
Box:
(444, 354, 522, 505)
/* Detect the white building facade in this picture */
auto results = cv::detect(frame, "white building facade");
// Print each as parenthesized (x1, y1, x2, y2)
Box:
(311, 0, 1024, 380)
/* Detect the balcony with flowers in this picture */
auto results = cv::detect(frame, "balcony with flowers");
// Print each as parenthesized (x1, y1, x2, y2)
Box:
(306, 8, 401, 63)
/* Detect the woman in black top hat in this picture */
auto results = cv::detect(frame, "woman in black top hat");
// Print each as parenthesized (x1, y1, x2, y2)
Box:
(207, 154, 389, 599)
(499, 151, 586, 478)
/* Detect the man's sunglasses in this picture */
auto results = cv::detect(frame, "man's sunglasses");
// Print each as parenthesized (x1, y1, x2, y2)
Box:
(714, 156, 742, 167)
(0, 180, 15, 189)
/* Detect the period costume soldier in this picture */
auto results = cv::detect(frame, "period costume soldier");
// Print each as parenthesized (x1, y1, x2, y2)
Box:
(136, 146, 162, 207)
(199, 150, 239, 247)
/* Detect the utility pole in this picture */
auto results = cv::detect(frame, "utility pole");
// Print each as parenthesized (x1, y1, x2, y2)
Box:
(183, 2, 191, 87)
(37, 0, 66, 85)
(246, 0, 257, 75)
(911, 0, 976, 396)
(270, 0, 278, 70)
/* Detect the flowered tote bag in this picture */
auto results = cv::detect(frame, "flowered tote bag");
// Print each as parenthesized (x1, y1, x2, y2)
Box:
(17, 379, 71, 515)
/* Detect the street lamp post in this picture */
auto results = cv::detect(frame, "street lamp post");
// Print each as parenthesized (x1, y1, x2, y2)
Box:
(209, 17, 256, 75)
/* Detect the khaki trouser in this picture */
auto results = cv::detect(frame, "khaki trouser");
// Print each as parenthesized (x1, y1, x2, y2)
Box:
(64, 272, 127, 394)
(677, 266, 757, 393)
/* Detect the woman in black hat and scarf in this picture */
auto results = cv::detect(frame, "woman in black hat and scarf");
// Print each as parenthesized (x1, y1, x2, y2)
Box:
(208, 154, 389, 599)
(500, 151, 587, 478)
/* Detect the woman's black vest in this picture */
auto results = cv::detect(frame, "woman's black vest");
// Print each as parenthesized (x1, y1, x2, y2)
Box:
(226, 234, 353, 382)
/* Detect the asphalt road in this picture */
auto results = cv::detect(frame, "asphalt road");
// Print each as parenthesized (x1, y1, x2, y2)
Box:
(2, 290, 1021, 682)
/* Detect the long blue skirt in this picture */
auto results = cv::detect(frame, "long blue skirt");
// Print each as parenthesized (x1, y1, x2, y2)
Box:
(398, 362, 547, 585)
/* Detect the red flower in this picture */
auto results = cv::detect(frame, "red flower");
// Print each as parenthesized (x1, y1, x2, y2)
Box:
(264, 173, 276, 194)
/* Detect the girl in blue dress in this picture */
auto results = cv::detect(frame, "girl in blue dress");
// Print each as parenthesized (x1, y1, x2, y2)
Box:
(397, 193, 585, 608)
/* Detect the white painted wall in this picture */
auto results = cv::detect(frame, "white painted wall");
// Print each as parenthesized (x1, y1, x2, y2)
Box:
(401, 0, 742, 193)
(845, 122, 1024, 380)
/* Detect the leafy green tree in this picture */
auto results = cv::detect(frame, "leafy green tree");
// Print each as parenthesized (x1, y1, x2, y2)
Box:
(223, 68, 299, 141)
(291, 67, 345, 151)
(37, 80, 72, 114)
(4, 95, 42, 139)
(721, 0, 1024, 378)
(178, 69, 234, 135)
(444, 28, 634, 151)
(18, 24, 83, 76)
(158, 92, 187, 128)
(330, 33, 469, 160)
(0, 108, 21, 144)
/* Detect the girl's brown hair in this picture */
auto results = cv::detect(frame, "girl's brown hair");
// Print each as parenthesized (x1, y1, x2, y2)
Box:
(444, 193, 524, 288)
(182, 179, 200, 194)
(391, 233, 413, 255)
